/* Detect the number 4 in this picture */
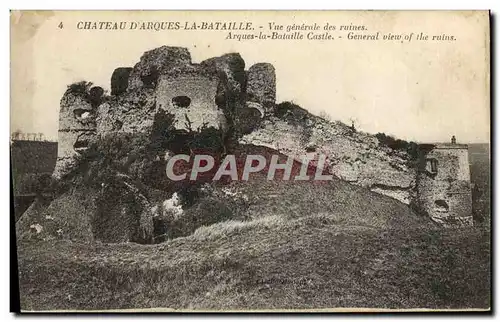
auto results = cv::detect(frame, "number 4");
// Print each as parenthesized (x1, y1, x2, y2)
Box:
(58, 22, 63, 29)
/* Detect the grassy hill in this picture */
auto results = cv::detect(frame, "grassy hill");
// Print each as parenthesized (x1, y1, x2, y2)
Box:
(17, 224, 490, 311)
(16, 145, 490, 311)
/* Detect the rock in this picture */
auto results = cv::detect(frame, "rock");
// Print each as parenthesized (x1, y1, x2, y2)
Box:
(246, 63, 276, 115)
(29, 223, 43, 234)
(201, 53, 246, 93)
(245, 101, 265, 118)
(128, 46, 192, 91)
(59, 91, 96, 132)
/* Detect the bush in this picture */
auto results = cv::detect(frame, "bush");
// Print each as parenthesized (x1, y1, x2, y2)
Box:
(56, 132, 158, 195)
(375, 132, 420, 161)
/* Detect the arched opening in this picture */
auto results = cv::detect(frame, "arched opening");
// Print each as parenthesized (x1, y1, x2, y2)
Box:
(434, 200, 449, 212)
(172, 96, 192, 108)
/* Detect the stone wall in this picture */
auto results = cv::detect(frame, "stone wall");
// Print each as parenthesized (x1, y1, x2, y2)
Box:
(96, 49, 257, 137)
(55, 46, 278, 147)
(246, 63, 276, 115)
(155, 74, 226, 131)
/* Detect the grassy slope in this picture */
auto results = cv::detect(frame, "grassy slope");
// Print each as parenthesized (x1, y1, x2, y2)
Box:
(16, 145, 490, 311)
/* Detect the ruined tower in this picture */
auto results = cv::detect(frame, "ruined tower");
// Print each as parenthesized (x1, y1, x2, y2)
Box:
(53, 46, 277, 178)
(416, 137, 473, 226)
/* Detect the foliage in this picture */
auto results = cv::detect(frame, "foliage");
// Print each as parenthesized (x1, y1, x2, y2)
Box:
(151, 183, 250, 242)
(469, 144, 491, 227)
(11, 129, 23, 140)
(66, 81, 94, 95)
(162, 197, 234, 240)
(318, 110, 332, 121)
(31, 173, 58, 195)
(150, 110, 226, 156)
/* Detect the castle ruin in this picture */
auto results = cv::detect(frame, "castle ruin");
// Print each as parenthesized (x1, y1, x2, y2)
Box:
(53, 46, 276, 178)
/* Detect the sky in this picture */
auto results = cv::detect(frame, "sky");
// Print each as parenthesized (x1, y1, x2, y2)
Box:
(10, 10, 490, 143)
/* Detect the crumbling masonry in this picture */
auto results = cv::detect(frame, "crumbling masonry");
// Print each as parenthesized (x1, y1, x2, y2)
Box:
(416, 142, 473, 226)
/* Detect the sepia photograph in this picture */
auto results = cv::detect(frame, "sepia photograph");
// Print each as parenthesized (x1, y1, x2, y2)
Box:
(10, 10, 491, 312)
